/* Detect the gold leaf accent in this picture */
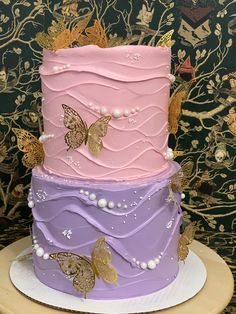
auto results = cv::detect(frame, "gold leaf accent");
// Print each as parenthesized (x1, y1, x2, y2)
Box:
(77, 20, 108, 48)
(49, 237, 118, 297)
(156, 30, 174, 48)
(62, 104, 111, 156)
(12, 128, 44, 168)
(36, 14, 92, 51)
(178, 222, 197, 261)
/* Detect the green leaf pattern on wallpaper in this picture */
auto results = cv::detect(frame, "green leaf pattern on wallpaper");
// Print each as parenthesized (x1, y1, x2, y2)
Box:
(0, 0, 236, 240)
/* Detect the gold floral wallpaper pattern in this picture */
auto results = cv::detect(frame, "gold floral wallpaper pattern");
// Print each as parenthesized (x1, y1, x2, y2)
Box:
(0, 0, 235, 312)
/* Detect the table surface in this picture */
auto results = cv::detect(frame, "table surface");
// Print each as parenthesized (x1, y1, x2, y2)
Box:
(0, 237, 234, 314)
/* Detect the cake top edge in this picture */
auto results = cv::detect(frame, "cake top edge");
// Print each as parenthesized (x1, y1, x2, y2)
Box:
(43, 44, 171, 56)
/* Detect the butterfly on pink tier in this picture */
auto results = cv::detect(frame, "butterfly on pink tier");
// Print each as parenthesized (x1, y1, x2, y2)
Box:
(62, 104, 111, 156)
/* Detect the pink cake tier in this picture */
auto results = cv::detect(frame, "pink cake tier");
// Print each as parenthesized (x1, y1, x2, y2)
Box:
(40, 45, 172, 181)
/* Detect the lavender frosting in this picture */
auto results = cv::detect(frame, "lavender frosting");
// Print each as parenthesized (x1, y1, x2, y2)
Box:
(31, 161, 182, 300)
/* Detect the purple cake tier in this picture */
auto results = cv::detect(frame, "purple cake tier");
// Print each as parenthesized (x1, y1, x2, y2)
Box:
(31, 161, 182, 300)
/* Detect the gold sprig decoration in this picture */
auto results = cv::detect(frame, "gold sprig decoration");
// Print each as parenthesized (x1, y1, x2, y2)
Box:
(50, 237, 118, 298)
(178, 222, 197, 261)
(156, 30, 174, 48)
(62, 104, 111, 156)
(12, 128, 44, 168)
(36, 14, 92, 51)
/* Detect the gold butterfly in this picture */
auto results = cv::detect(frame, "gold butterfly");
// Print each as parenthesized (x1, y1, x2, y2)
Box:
(36, 14, 92, 51)
(171, 160, 194, 193)
(156, 30, 174, 48)
(50, 237, 118, 298)
(77, 20, 108, 48)
(12, 128, 44, 168)
(62, 104, 111, 156)
(177, 222, 197, 261)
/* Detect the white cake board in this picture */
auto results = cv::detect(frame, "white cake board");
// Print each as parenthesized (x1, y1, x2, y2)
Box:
(10, 247, 207, 314)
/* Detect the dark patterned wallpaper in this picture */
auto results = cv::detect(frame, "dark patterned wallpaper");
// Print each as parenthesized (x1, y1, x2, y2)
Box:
(0, 0, 235, 312)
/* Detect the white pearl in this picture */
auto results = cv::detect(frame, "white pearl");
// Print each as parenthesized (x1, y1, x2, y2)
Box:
(168, 74, 175, 83)
(43, 253, 50, 260)
(100, 107, 108, 115)
(33, 239, 37, 244)
(36, 247, 44, 257)
(123, 109, 130, 117)
(28, 200, 35, 208)
(136, 261, 140, 265)
(84, 191, 89, 196)
(98, 198, 107, 208)
(108, 201, 115, 209)
(136, 107, 140, 112)
(124, 205, 128, 209)
(132, 258, 136, 262)
(140, 262, 147, 269)
(80, 189, 84, 194)
(113, 109, 122, 118)
(89, 193, 96, 201)
(147, 260, 156, 269)
(117, 203, 122, 208)
(155, 257, 160, 264)
(165, 147, 174, 160)
(181, 193, 186, 199)
(34, 244, 39, 250)
(53, 66, 58, 71)
(131, 108, 136, 114)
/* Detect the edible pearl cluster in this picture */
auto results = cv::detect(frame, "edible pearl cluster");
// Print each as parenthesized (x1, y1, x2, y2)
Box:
(164, 147, 174, 160)
(39, 133, 54, 143)
(32, 236, 50, 260)
(133, 253, 163, 270)
(80, 189, 127, 209)
(87, 103, 140, 119)
(53, 64, 71, 72)
(27, 188, 35, 209)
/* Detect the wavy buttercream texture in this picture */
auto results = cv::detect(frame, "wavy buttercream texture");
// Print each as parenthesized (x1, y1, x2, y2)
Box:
(31, 163, 182, 299)
(40, 45, 172, 180)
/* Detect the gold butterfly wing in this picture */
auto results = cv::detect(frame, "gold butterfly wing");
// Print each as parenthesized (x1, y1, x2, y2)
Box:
(177, 222, 197, 261)
(156, 30, 174, 48)
(36, 32, 53, 50)
(62, 104, 88, 150)
(12, 128, 44, 168)
(91, 237, 118, 285)
(50, 252, 95, 298)
(52, 29, 72, 51)
(87, 116, 111, 156)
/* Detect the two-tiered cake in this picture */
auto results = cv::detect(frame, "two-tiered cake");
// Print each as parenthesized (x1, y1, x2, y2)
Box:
(29, 44, 182, 299)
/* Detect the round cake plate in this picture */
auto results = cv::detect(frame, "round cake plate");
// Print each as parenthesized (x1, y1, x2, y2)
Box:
(10, 248, 207, 314)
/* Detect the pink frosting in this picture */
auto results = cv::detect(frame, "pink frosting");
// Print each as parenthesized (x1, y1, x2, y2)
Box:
(40, 45, 172, 181)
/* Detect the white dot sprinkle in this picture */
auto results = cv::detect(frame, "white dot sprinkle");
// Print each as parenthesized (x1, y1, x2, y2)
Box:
(123, 221, 126, 224)
(124, 205, 128, 209)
